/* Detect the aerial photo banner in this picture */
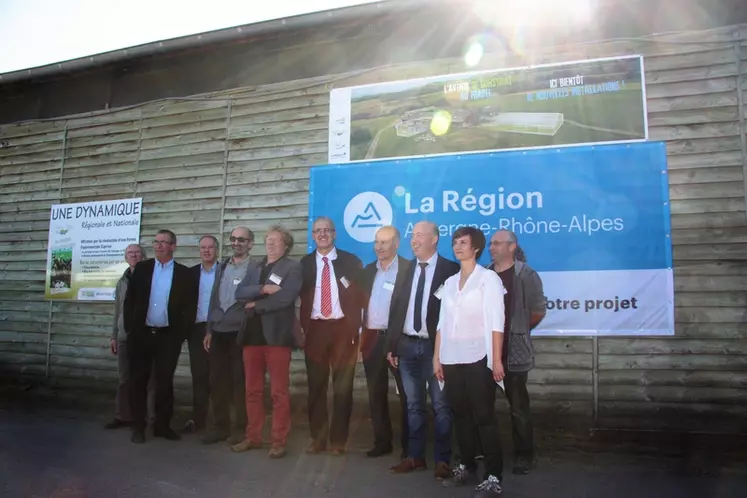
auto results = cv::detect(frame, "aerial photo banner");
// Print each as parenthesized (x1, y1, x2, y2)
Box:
(45, 198, 142, 301)
(328, 55, 647, 164)
(309, 142, 673, 336)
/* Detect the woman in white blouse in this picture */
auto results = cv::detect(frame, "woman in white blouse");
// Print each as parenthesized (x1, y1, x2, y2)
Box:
(433, 226, 506, 497)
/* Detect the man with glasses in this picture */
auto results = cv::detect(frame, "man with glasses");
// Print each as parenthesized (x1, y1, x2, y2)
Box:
(487, 229, 546, 475)
(124, 230, 196, 443)
(202, 227, 253, 445)
(105, 243, 156, 431)
(180, 235, 218, 435)
(300, 216, 362, 456)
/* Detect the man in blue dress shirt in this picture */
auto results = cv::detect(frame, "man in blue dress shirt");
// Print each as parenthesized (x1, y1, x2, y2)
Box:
(124, 229, 197, 443)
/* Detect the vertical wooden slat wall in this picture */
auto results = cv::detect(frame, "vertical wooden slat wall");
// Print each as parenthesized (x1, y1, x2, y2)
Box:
(1, 24, 746, 430)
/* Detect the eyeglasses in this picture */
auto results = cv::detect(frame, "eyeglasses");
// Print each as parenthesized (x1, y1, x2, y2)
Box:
(230, 236, 252, 243)
(152, 240, 174, 246)
(313, 228, 334, 235)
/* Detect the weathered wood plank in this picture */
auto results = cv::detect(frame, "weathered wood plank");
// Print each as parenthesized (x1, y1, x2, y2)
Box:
(675, 275, 747, 292)
(226, 178, 309, 197)
(672, 227, 747, 245)
(599, 354, 747, 370)
(598, 338, 747, 355)
(140, 117, 227, 141)
(673, 243, 747, 261)
(138, 151, 225, 172)
(650, 122, 740, 141)
(647, 91, 738, 113)
(230, 129, 326, 151)
(645, 62, 737, 85)
(666, 136, 743, 155)
(139, 186, 224, 204)
(677, 291, 747, 307)
(222, 205, 310, 221)
(670, 197, 744, 215)
(671, 212, 747, 230)
(669, 182, 743, 201)
(141, 99, 228, 119)
(230, 95, 329, 119)
(223, 191, 309, 209)
(598, 385, 747, 404)
(139, 129, 226, 152)
(599, 370, 747, 388)
(228, 169, 310, 188)
(648, 107, 738, 127)
(228, 143, 327, 162)
(136, 176, 224, 193)
(228, 107, 328, 129)
(674, 261, 747, 277)
(229, 117, 328, 140)
(533, 353, 591, 369)
(643, 48, 736, 72)
(646, 78, 737, 99)
(138, 141, 225, 161)
(227, 153, 326, 174)
(676, 306, 747, 323)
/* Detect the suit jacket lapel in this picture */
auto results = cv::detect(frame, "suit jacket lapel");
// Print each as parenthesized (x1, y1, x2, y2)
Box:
(428, 256, 442, 296)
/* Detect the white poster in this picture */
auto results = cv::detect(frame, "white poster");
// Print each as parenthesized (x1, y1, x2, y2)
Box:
(46, 198, 143, 301)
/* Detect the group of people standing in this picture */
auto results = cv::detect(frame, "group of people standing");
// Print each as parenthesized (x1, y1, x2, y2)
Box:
(105, 217, 546, 498)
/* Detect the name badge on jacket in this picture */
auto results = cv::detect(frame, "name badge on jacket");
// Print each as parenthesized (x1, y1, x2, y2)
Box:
(340, 276, 350, 289)
(269, 273, 283, 285)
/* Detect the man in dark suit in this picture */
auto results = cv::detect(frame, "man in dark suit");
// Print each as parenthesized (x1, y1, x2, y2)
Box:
(300, 216, 363, 456)
(356, 225, 410, 458)
(387, 220, 459, 479)
(180, 235, 217, 434)
(124, 229, 196, 443)
(232, 225, 303, 459)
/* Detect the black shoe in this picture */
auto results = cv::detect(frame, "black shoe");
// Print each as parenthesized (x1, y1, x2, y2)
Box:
(474, 475, 502, 497)
(202, 431, 229, 445)
(104, 419, 130, 430)
(443, 464, 474, 488)
(512, 455, 532, 475)
(131, 429, 145, 444)
(180, 420, 204, 434)
(153, 427, 181, 441)
(366, 444, 393, 457)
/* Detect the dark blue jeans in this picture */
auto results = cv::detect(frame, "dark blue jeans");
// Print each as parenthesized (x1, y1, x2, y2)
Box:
(397, 335, 452, 464)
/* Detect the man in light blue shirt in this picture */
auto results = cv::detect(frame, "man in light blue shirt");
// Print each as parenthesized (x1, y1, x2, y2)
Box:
(181, 235, 219, 434)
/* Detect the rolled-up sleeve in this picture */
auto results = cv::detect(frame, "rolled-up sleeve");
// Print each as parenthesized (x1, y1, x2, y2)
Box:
(483, 272, 506, 333)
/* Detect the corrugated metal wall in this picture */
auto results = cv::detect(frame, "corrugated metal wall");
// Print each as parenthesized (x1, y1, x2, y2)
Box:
(1, 24, 746, 431)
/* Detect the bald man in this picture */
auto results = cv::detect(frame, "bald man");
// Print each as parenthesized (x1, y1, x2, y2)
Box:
(387, 221, 459, 479)
(356, 226, 411, 458)
(201, 227, 253, 445)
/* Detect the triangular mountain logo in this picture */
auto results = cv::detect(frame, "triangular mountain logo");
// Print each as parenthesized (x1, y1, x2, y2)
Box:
(351, 202, 383, 228)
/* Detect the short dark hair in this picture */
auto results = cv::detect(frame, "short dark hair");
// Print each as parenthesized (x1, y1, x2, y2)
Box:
(199, 234, 219, 248)
(452, 226, 486, 260)
(157, 229, 176, 245)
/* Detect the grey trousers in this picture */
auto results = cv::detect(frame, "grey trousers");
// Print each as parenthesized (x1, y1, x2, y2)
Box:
(116, 339, 156, 423)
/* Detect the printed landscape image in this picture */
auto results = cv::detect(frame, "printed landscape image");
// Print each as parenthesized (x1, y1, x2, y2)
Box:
(348, 58, 645, 161)
(49, 248, 73, 291)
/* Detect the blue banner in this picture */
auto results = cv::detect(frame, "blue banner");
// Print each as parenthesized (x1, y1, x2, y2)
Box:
(308, 142, 674, 336)
(309, 142, 671, 270)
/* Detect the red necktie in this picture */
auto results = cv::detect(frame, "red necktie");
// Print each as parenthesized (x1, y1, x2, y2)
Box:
(321, 256, 332, 317)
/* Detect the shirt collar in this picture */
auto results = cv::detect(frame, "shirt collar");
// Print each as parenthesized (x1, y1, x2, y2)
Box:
(316, 247, 337, 261)
(201, 262, 217, 274)
(155, 258, 175, 269)
(417, 252, 438, 268)
(376, 256, 399, 273)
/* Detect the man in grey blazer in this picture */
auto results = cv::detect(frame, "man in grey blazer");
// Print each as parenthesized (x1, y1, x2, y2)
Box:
(231, 225, 303, 459)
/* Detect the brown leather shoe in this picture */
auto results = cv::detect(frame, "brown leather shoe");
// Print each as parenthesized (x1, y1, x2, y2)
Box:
(389, 457, 427, 474)
(305, 440, 327, 454)
(230, 440, 263, 453)
(269, 445, 287, 459)
(434, 461, 451, 480)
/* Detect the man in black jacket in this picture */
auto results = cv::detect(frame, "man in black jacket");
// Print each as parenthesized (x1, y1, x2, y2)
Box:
(387, 221, 459, 480)
(180, 235, 217, 434)
(357, 226, 410, 458)
(300, 216, 362, 456)
(124, 229, 196, 443)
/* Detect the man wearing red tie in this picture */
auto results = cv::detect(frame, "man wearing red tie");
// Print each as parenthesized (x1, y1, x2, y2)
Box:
(300, 216, 363, 456)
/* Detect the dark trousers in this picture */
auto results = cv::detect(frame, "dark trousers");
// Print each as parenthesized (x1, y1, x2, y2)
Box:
(304, 319, 358, 447)
(208, 331, 246, 434)
(361, 328, 408, 452)
(185, 322, 211, 429)
(443, 356, 503, 480)
(128, 327, 183, 432)
(504, 370, 534, 458)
